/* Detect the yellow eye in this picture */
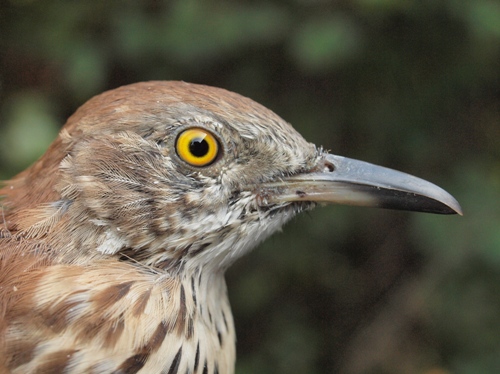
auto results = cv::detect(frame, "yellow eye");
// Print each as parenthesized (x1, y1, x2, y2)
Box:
(176, 128, 219, 167)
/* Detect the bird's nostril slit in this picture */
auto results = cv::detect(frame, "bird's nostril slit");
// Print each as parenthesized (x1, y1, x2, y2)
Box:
(324, 161, 335, 173)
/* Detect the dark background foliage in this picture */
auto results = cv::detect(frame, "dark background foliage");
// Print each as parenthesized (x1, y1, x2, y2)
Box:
(0, 1, 499, 373)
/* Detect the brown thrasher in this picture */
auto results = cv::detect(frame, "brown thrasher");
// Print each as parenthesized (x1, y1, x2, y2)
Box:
(0, 81, 461, 373)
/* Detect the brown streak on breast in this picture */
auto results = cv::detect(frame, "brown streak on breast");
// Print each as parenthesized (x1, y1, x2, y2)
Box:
(103, 317, 125, 348)
(33, 349, 78, 373)
(191, 276, 197, 307)
(194, 341, 200, 372)
(117, 353, 149, 374)
(147, 321, 168, 353)
(186, 317, 194, 340)
(5, 340, 37, 369)
(92, 281, 134, 309)
(131, 288, 151, 317)
(167, 345, 182, 374)
(189, 242, 212, 258)
(175, 284, 187, 336)
(40, 292, 87, 333)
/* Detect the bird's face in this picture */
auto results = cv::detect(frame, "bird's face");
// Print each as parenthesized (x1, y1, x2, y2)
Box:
(44, 82, 320, 272)
(4, 81, 460, 273)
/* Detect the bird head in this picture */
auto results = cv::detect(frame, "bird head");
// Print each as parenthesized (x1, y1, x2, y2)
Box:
(1, 81, 461, 273)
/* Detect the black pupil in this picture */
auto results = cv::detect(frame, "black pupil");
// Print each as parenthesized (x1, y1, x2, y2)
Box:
(189, 137, 209, 157)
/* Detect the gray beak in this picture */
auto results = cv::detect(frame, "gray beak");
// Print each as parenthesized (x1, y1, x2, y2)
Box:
(261, 154, 462, 215)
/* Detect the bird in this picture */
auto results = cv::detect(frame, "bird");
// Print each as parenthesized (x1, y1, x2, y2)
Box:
(0, 81, 461, 374)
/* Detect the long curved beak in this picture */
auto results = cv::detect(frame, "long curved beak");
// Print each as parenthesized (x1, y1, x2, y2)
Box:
(260, 154, 462, 215)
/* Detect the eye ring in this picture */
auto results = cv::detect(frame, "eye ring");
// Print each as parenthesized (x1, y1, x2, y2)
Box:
(176, 128, 220, 167)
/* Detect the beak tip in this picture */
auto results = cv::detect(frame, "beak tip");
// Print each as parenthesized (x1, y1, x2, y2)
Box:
(450, 201, 463, 216)
(432, 189, 463, 216)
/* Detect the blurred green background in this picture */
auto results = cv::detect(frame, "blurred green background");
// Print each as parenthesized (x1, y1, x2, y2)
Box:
(0, 1, 499, 373)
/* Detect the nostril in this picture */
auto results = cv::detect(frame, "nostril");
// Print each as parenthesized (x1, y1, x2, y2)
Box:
(324, 161, 335, 173)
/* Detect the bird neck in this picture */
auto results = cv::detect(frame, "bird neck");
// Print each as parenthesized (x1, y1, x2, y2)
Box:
(142, 266, 236, 373)
(173, 268, 236, 373)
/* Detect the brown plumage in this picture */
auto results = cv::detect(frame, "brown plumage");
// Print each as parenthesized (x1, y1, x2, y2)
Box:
(0, 81, 461, 373)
